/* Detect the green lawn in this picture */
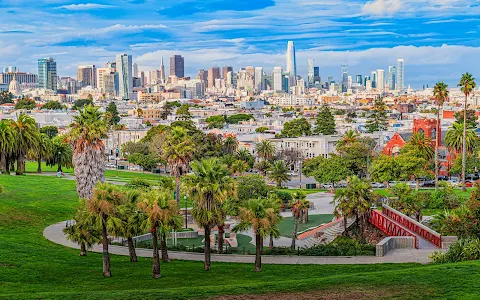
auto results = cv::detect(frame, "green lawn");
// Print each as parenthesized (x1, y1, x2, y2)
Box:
(2, 175, 480, 299)
(280, 188, 327, 195)
(375, 188, 473, 199)
(278, 214, 334, 238)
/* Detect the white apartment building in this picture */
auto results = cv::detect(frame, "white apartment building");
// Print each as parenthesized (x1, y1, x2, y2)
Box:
(269, 135, 341, 159)
(270, 95, 315, 106)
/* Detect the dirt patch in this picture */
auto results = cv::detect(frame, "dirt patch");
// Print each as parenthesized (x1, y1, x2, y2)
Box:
(211, 288, 406, 300)
(0, 263, 17, 268)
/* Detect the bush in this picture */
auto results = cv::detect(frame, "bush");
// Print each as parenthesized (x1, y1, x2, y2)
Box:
(274, 190, 292, 204)
(264, 237, 375, 256)
(126, 178, 152, 190)
(430, 238, 480, 263)
(429, 182, 462, 209)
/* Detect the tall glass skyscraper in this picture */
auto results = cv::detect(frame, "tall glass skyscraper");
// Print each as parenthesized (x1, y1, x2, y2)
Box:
(396, 59, 404, 91)
(116, 53, 133, 100)
(341, 65, 348, 92)
(286, 41, 296, 78)
(388, 66, 396, 90)
(38, 58, 57, 91)
(307, 59, 314, 88)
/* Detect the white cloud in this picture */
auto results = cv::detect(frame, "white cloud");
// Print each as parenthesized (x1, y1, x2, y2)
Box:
(362, 0, 403, 16)
(55, 3, 117, 10)
(95, 24, 167, 34)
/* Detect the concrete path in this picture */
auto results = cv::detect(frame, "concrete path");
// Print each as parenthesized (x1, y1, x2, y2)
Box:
(44, 221, 437, 264)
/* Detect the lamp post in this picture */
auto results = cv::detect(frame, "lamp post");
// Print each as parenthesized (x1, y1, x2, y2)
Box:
(184, 195, 188, 229)
(57, 151, 62, 173)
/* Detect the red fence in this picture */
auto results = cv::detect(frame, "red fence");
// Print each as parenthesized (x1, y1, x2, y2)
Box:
(382, 205, 442, 248)
(369, 210, 419, 248)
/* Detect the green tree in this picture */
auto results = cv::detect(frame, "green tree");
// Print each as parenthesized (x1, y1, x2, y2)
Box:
(162, 127, 195, 205)
(395, 151, 430, 190)
(235, 149, 255, 168)
(402, 132, 434, 161)
(449, 154, 480, 176)
(0, 119, 16, 173)
(445, 122, 477, 154)
(184, 158, 236, 271)
(223, 135, 238, 154)
(336, 137, 376, 178)
(15, 98, 36, 110)
(64, 199, 101, 256)
(366, 98, 388, 133)
(458, 72, 477, 191)
(371, 154, 398, 187)
(267, 160, 291, 188)
(41, 101, 64, 110)
(33, 133, 53, 173)
(206, 115, 226, 129)
(233, 198, 281, 272)
(39, 125, 58, 139)
(11, 114, 39, 175)
(227, 113, 253, 124)
(255, 140, 276, 160)
(73, 99, 93, 110)
(314, 105, 336, 135)
(176, 104, 192, 120)
(255, 126, 269, 133)
(312, 155, 353, 189)
(67, 105, 108, 199)
(455, 109, 478, 130)
(46, 135, 73, 172)
(280, 118, 311, 137)
(236, 175, 269, 203)
(290, 194, 310, 249)
(335, 129, 359, 148)
(86, 183, 126, 277)
(106, 102, 120, 125)
(433, 81, 449, 188)
(254, 159, 271, 177)
(0, 91, 13, 104)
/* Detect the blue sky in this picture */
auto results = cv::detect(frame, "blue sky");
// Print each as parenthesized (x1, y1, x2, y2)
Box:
(0, 0, 480, 87)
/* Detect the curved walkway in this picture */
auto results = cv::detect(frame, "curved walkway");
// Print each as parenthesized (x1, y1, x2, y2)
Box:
(44, 221, 436, 264)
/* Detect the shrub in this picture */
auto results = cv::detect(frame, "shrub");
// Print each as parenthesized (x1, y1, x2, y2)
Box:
(264, 237, 375, 256)
(274, 190, 292, 204)
(126, 178, 152, 190)
(444, 193, 461, 209)
(430, 238, 480, 263)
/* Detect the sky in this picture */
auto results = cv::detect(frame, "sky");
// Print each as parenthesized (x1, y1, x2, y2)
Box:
(0, 0, 480, 88)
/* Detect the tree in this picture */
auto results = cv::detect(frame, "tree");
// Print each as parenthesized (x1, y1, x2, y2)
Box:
(73, 99, 93, 110)
(236, 175, 269, 203)
(254, 159, 271, 177)
(366, 98, 388, 133)
(445, 122, 477, 154)
(371, 155, 398, 187)
(15, 98, 36, 110)
(280, 118, 311, 137)
(39, 125, 58, 139)
(267, 160, 291, 188)
(67, 105, 108, 199)
(235, 149, 255, 168)
(87, 183, 126, 277)
(449, 154, 480, 176)
(233, 198, 281, 272)
(335, 129, 359, 148)
(34, 133, 53, 173)
(433, 81, 449, 189)
(206, 115, 226, 129)
(403, 132, 434, 161)
(162, 127, 195, 205)
(290, 195, 310, 249)
(41, 101, 64, 110)
(314, 105, 336, 135)
(46, 135, 73, 172)
(11, 114, 39, 175)
(0, 119, 16, 173)
(0, 91, 13, 104)
(223, 135, 238, 154)
(106, 102, 120, 125)
(227, 114, 253, 124)
(255, 140, 276, 160)
(64, 199, 101, 256)
(312, 155, 353, 189)
(336, 137, 376, 178)
(184, 158, 236, 271)
(176, 104, 192, 120)
(455, 109, 478, 130)
(395, 151, 430, 190)
(255, 126, 269, 133)
(458, 73, 477, 191)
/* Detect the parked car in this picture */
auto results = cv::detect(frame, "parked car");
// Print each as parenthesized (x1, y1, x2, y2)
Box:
(447, 179, 459, 186)
(389, 181, 401, 187)
(460, 181, 475, 188)
(422, 180, 435, 187)
(371, 182, 386, 188)
(407, 181, 419, 188)
(321, 183, 333, 189)
(336, 182, 347, 188)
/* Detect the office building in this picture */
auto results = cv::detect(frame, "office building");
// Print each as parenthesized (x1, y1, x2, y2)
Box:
(341, 65, 348, 93)
(159, 57, 166, 84)
(254, 67, 264, 91)
(286, 41, 296, 78)
(355, 75, 363, 85)
(170, 55, 184, 78)
(132, 63, 138, 78)
(376, 69, 385, 91)
(307, 59, 314, 88)
(116, 53, 133, 100)
(106, 61, 116, 71)
(207, 67, 220, 88)
(388, 66, 396, 90)
(77, 65, 96, 88)
(313, 67, 320, 85)
(38, 58, 57, 91)
(371, 71, 377, 89)
(222, 66, 233, 79)
(197, 69, 208, 84)
(0, 72, 37, 85)
(396, 58, 404, 91)
(272, 67, 283, 92)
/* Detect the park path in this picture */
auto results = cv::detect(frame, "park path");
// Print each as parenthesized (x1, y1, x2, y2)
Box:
(44, 221, 436, 264)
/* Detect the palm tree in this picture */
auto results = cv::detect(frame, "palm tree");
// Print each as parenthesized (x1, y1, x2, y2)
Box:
(290, 197, 310, 249)
(223, 135, 238, 155)
(0, 120, 16, 173)
(230, 159, 249, 176)
(233, 198, 281, 272)
(46, 135, 73, 172)
(162, 126, 195, 205)
(458, 73, 477, 191)
(86, 183, 126, 277)
(67, 105, 108, 199)
(116, 190, 144, 262)
(255, 140, 276, 160)
(433, 81, 449, 189)
(184, 158, 236, 271)
(254, 159, 271, 177)
(64, 199, 101, 256)
(235, 148, 254, 167)
(267, 160, 291, 188)
(331, 188, 353, 235)
(445, 123, 477, 154)
(405, 132, 434, 161)
(11, 114, 39, 175)
(32, 133, 53, 173)
(336, 129, 359, 148)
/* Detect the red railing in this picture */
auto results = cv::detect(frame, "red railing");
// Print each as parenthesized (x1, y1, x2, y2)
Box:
(382, 205, 442, 248)
(369, 210, 419, 248)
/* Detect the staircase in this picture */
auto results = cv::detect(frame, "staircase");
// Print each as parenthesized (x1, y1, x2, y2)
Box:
(299, 218, 356, 248)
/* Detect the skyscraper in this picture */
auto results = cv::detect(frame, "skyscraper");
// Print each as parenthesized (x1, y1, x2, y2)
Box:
(116, 53, 133, 100)
(396, 59, 404, 91)
(371, 71, 377, 89)
(376, 69, 385, 91)
(307, 59, 314, 88)
(222, 66, 233, 79)
(286, 41, 296, 78)
(159, 57, 166, 84)
(356, 75, 363, 85)
(38, 58, 57, 91)
(170, 55, 184, 78)
(314, 67, 320, 84)
(207, 67, 220, 88)
(388, 66, 396, 90)
(341, 65, 348, 92)
(77, 65, 96, 88)
(272, 67, 283, 92)
(254, 67, 264, 91)
(132, 63, 138, 78)
(197, 69, 208, 83)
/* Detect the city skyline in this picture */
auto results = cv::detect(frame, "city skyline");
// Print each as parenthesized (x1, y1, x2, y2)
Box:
(0, 1, 479, 87)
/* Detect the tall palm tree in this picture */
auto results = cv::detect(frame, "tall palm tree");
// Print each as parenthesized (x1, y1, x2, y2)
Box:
(458, 73, 476, 191)
(433, 81, 449, 189)
(86, 183, 125, 277)
(223, 135, 238, 155)
(255, 140, 276, 160)
(184, 158, 236, 271)
(64, 199, 101, 256)
(11, 114, 39, 175)
(331, 188, 353, 235)
(336, 129, 359, 148)
(67, 105, 108, 199)
(267, 160, 291, 188)
(254, 159, 271, 177)
(445, 123, 477, 155)
(0, 120, 16, 173)
(32, 133, 53, 173)
(290, 197, 310, 249)
(162, 126, 195, 205)
(405, 132, 434, 161)
(233, 198, 281, 272)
